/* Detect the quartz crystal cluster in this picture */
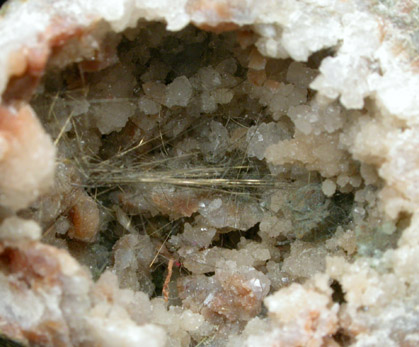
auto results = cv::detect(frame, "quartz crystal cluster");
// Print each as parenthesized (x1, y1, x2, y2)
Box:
(0, 0, 418, 346)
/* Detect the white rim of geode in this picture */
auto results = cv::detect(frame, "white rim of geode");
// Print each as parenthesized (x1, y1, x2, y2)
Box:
(0, 0, 417, 122)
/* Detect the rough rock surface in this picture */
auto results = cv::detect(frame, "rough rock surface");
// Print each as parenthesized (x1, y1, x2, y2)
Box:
(0, 0, 418, 346)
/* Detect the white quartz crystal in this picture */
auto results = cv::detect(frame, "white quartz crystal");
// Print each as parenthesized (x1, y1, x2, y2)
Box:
(0, 1, 418, 346)
(165, 76, 193, 108)
(0, 216, 41, 241)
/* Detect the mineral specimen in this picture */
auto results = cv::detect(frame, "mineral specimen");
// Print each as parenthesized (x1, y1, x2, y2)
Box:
(0, 0, 418, 346)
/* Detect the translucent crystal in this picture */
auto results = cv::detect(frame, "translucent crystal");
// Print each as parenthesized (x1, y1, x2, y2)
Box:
(165, 76, 193, 108)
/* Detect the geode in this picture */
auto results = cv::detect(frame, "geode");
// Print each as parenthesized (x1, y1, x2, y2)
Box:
(0, 0, 418, 346)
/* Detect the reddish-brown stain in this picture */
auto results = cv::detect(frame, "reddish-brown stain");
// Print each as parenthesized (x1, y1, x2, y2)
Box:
(304, 310, 320, 333)
(236, 29, 257, 49)
(0, 317, 28, 346)
(208, 275, 261, 321)
(188, 0, 241, 33)
(151, 190, 202, 218)
(3, 16, 87, 103)
(196, 22, 240, 34)
(247, 69, 267, 86)
(68, 194, 100, 243)
(1, 246, 60, 284)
